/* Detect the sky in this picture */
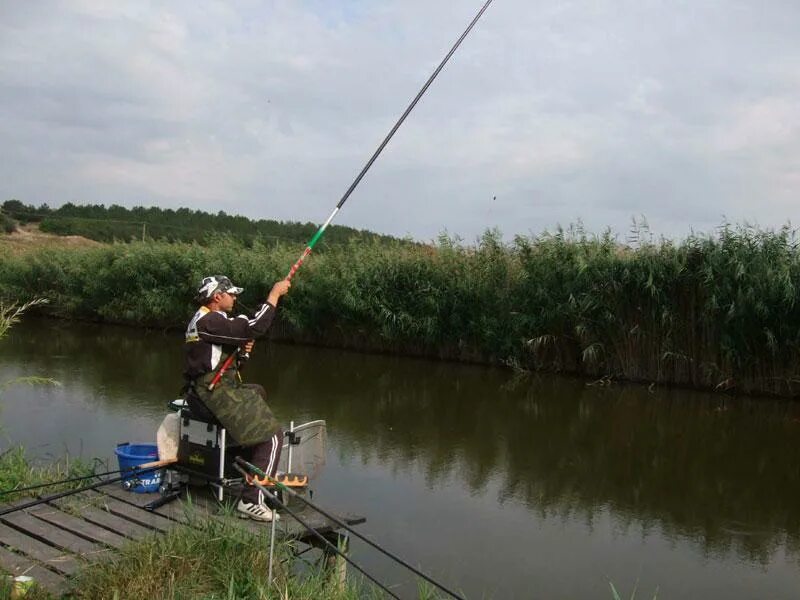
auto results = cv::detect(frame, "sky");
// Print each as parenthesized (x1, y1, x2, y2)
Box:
(1, 0, 798, 243)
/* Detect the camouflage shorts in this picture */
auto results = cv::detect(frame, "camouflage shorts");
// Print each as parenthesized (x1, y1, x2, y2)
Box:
(194, 371, 280, 446)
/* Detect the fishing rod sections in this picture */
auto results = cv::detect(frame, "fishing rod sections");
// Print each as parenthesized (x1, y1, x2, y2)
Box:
(285, 0, 495, 282)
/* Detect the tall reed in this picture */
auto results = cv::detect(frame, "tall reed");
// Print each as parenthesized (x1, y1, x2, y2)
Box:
(1, 224, 799, 396)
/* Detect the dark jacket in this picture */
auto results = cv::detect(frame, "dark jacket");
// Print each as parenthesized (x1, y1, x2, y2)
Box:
(183, 302, 276, 381)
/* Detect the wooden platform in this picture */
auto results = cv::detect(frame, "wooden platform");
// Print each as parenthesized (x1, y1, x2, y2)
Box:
(0, 482, 365, 597)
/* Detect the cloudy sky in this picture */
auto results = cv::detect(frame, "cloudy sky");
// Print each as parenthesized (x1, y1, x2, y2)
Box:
(1, 0, 798, 242)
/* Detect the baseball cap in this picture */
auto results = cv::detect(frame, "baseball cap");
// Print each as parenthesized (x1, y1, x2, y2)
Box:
(196, 275, 244, 302)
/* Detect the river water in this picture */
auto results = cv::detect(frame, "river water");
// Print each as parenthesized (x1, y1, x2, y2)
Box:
(2, 318, 800, 599)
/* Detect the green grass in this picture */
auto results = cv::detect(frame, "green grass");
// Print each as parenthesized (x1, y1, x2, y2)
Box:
(0, 446, 101, 501)
(0, 505, 388, 600)
(71, 514, 382, 600)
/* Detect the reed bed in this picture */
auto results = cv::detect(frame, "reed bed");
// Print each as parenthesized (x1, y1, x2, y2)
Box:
(1, 224, 799, 396)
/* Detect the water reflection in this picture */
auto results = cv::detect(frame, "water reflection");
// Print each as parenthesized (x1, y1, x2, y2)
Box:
(265, 344, 800, 566)
(3, 318, 800, 596)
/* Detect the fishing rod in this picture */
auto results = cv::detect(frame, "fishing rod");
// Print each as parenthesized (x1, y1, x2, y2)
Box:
(0, 459, 174, 517)
(236, 457, 466, 600)
(209, 0, 495, 391)
(284, 0, 495, 281)
(0, 465, 135, 497)
(233, 463, 402, 600)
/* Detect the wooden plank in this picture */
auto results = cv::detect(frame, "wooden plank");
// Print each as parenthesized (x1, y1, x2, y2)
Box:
(84, 491, 175, 533)
(155, 491, 219, 522)
(342, 513, 367, 526)
(101, 482, 241, 522)
(49, 495, 154, 541)
(0, 511, 110, 561)
(61, 504, 154, 541)
(0, 522, 80, 575)
(228, 507, 340, 540)
(181, 488, 223, 515)
(0, 545, 68, 595)
(282, 510, 365, 544)
(285, 515, 336, 539)
(186, 485, 366, 540)
(28, 504, 128, 550)
(95, 485, 156, 508)
(97, 486, 191, 524)
(132, 487, 196, 523)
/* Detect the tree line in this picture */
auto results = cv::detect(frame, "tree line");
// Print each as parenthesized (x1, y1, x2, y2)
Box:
(1, 199, 402, 247)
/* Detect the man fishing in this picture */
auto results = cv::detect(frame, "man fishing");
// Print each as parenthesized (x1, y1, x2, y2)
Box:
(177, 0, 491, 527)
(183, 274, 290, 522)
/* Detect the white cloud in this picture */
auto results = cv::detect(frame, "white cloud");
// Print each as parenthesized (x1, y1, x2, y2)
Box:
(1, 0, 800, 241)
(714, 97, 799, 153)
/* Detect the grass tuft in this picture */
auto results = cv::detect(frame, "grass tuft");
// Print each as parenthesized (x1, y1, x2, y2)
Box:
(71, 516, 376, 600)
(0, 446, 99, 500)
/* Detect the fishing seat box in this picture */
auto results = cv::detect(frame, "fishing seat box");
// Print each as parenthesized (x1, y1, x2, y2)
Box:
(177, 407, 242, 480)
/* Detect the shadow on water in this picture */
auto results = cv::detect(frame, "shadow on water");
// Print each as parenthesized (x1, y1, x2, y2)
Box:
(3, 318, 800, 596)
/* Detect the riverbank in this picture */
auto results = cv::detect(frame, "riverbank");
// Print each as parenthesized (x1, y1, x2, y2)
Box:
(0, 447, 377, 600)
(1, 223, 799, 396)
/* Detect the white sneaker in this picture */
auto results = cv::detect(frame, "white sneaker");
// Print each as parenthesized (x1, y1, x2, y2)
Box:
(237, 499, 279, 522)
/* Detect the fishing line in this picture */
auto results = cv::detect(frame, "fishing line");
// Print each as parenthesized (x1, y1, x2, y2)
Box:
(210, 0, 495, 389)
(236, 457, 466, 600)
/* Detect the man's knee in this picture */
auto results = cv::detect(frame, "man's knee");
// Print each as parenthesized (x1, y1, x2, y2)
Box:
(242, 383, 267, 401)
